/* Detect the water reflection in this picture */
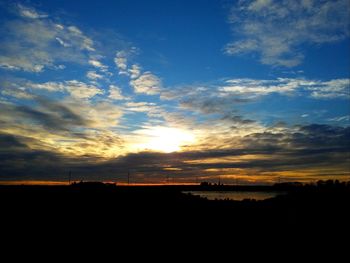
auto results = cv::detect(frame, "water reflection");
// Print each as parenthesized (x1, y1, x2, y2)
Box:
(184, 191, 284, 201)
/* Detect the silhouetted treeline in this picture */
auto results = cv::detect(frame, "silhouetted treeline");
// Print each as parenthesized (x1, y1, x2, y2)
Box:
(198, 179, 350, 191)
(1, 180, 349, 239)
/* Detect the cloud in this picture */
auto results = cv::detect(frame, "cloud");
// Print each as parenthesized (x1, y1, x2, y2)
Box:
(109, 85, 127, 100)
(55, 37, 70, 47)
(66, 26, 95, 51)
(64, 80, 103, 99)
(0, 98, 87, 133)
(112, 47, 139, 76)
(225, 0, 350, 67)
(220, 78, 301, 96)
(1, 88, 33, 100)
(162, 78, 349, 116)
(0, 80, 34, 99)
(307, 79, 350, 99)
(1, 123, 348, 183)
(328, 115, 350, 122)
(129, 64, 141, 79)
(28, 81, 65, 92)
(16, 3, 48, 19)
(86, 71, 103, 80)
(0, 133, 27, 148)
(0, 94, 125, 161)
(0, 132, 65, 179)
(0, 5, 96, 72)
(222, 78, 349, 99)
(130, 72, 162, 95)
(159, 77, 349, 131)
(124, 101, 158, 112)
(221, 115, 256, 125)
(114, 51, 128, 75)
(28, 80, 103, 99)
(88, 59, 108, 71)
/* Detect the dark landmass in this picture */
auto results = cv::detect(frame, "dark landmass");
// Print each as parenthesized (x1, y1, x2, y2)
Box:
(1, 180, 349, 233)
(0, 180, 348, 256)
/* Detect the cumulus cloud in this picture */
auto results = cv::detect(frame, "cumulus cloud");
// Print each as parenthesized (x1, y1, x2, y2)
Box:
(109, 85, 127, 100)
(114, 51, 128, 75)
(225, 0, 350, 67)
(88, 59, 108, 71)
(130, 72, 162, 95)
(64, 80, 103, 99)
(129, 64, 141, 79)
(86, 71, 103, 80)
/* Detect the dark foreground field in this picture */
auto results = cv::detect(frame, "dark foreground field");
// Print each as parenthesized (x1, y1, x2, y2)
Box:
(1, 181, 349, 256)
(2, 181, 350, 231)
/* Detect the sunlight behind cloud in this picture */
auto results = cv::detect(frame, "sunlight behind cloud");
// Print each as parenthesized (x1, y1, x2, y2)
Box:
(0, 1, 349, 184)
(131, 126, 195, 153)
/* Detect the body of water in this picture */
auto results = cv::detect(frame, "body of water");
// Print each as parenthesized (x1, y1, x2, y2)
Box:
(184, 191, 284, 201)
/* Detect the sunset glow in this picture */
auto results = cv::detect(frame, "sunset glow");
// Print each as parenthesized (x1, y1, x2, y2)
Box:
(0, 0, 349, 185)
(134, 127, 195, 153)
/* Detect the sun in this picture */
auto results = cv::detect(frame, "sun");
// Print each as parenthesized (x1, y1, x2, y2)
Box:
(135, 126, 195, 153)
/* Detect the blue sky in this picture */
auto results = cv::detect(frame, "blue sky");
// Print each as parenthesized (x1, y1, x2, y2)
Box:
(0, 0, 349, 184)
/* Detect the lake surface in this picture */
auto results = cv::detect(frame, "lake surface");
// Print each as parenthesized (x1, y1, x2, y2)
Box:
(183, 191, 284, 201)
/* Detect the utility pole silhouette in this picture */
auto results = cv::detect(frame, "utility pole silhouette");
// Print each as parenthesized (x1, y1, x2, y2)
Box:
(218, 175, 221, 185)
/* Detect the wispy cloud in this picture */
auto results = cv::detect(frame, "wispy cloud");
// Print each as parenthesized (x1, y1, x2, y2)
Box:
(328, 115, 350, 122)
(306, 79, 350, 99)
(0, 4, 96, 72)
(16, 3, 48, 19)
(225, 0, 350, 67)
(55, 37, 71, 47)
(222, 78, 350, 99)
(124, 101, 159, 113)
(28, 80, 103, 100)
(162, 78, 350, 112)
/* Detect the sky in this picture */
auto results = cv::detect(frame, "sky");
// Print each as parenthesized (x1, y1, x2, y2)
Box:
(0, 0, 349, 184)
